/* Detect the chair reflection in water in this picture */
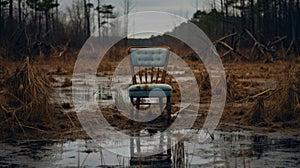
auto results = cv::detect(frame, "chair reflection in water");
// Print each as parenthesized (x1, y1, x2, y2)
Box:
(127, 46, 172, 124)
(129, 134, 185, 167)
(128, 46, 184, 167)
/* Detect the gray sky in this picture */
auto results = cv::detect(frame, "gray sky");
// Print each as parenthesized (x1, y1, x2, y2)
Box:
(59, 0, 210, 38)
(59, 0, 209, 19)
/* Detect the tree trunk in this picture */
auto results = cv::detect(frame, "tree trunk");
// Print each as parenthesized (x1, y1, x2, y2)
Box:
(54, 0, 59, 35)
(9, 0, 13, 32)
(250, 0, 255, 34)
(124, 0, 129, 46)
(9, 0, 13, 19)
(221, 0, 225, 35)
(51, 12, 55, 37)
(34, 4, 38, 34)
(213, 0, 216, 9)
(263, 0, 271, 41)
(290, 0, 299, 55)
(240, 0, 246, 30)
(97, 0, 101, 37)
(0, 0, 2, 18)
(83, 0, 90, 37)
(296, 0, 300, 56)
(283, 0, 289, 40)
(225, 0, 229, 34)
(38, 14, 42, 38)
(0, 0, 3, 36)
(45, 10, 49, 34)
(18, 0, 22, 24)
(272, 0, 277, 36)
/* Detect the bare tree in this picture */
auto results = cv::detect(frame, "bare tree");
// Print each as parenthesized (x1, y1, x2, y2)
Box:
(95, 0, 102, 37)
(120, 0, 135, 45)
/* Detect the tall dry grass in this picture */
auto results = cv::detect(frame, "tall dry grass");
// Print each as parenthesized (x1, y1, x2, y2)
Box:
(0, 57, 54, 134)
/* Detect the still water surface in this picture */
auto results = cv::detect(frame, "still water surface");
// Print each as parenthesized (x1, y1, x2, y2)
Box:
(0, 130, 299, 167)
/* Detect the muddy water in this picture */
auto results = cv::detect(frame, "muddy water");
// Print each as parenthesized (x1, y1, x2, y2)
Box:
(0, 131, 299, 167)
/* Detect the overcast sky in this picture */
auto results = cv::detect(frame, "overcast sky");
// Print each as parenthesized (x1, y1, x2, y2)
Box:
(59, 0, 210, 19)
(59, 0, 211, 38)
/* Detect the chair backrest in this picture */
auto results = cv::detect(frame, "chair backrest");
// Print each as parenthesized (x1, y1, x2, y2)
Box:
(129, 46, 170, 85)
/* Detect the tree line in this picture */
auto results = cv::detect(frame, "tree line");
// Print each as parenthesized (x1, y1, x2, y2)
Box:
(0, 0, 117, 59)
(192, 0, 299, 56)
(0, 0, 299, 60)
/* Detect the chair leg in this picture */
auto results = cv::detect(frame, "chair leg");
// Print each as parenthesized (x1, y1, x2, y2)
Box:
(159, 97, 163, 113)
(136, 135, 141, 154)
(130, 97, 134, 125)
(130, 136, 134, 156)
(136, 98, 141, 119)
(167, 96, 171, 124)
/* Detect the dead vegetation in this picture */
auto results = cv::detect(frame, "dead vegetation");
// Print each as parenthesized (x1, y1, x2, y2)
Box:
(4, 57, 53, 121)
(214, 29, 299, 63)
(0, 57, 85, 140)
(240, 83, 299, 128)
(221, 62, 300, 129)
(0, 40, 299, 140)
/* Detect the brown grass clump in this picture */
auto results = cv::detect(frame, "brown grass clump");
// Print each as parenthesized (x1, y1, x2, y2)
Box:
(194, 70, 211, 98)
(0, 57, 54, 135)
(221, 63, 300, 130)
(6, 57, 53, 121)
(243, 81, 299, 126)
(270, 64, 300, 122)
(226, 71, 255, 102)
(226, 72, 237, 102)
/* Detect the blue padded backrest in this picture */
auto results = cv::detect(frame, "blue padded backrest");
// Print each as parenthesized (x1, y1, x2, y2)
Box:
(129, 47, 170, 67)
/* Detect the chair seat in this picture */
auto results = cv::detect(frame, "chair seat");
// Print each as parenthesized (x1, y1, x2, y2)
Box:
(128, 84, 172, 98)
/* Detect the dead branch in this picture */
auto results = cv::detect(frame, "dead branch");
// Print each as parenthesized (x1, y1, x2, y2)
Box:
(218, 41, 234, 51)
(214, 32, 238, 45)
(269, 36, 287, 47)
(58, 39, 71, 58)
(234, 87, 278, 103)
(244, 29, 258, 43)
(244, 29, 268, 57)
(217, 41, 243, 59)
(287, 40, 294, 55)
(251, 88, 275, 99)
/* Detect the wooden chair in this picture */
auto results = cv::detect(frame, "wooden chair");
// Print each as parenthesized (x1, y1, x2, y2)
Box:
(128, 46, 172, 124)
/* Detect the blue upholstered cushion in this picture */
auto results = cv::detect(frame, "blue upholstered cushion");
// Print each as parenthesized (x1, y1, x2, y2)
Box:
(128, 84, 172, 97)
(130, 48, 169, 67)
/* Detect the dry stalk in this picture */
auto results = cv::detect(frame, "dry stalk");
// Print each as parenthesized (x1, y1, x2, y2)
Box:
(0, 57, 54, 134)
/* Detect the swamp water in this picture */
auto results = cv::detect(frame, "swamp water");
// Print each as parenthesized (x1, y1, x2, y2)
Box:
(1, 72, 299, 168)
(0, 131, 299, 167)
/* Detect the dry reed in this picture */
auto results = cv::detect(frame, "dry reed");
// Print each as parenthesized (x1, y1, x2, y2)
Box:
(0, 57, 53, 134)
